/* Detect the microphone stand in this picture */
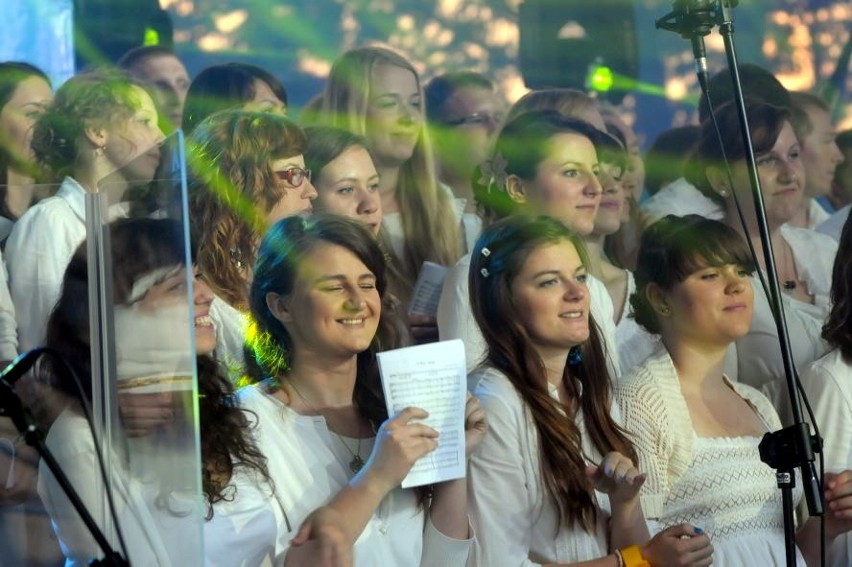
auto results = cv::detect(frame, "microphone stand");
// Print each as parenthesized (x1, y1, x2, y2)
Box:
(0, 352, 129, 567)
(656, 2, 823, 567)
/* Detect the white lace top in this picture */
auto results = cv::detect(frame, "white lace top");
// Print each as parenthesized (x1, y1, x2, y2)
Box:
(615, 346, 806, 566)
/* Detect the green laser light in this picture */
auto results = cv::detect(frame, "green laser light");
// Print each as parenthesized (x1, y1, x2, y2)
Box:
(588, 64, 614, 93)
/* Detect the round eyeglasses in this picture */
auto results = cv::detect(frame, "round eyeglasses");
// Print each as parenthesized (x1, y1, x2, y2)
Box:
(274, 167, 312, 187)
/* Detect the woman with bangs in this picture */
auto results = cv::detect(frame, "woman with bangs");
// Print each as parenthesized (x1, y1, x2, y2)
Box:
(684, 100, 837, 413)
(319, 46, 467, 341)
(616, 214, 852, 566)
(466, 214, 712, 566)
(7, 68, 165, 352)
(187, 109, 317, 370)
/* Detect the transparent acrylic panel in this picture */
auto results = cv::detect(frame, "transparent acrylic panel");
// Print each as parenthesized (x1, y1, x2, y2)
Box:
(0, 131, 203, 566)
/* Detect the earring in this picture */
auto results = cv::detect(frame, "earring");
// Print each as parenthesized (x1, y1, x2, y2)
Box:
(230, 247, 244, 270)
(717, 185, 729, 198)
(659, 304, 671, 315)
(93, 145, 106, 158)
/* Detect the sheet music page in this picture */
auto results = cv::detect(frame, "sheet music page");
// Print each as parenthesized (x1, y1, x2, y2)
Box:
(377, 339, 466, 488)
(408, 261, 449, 318)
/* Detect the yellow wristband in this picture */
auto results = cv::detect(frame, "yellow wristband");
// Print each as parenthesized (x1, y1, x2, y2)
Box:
(619, 545, 651, 567)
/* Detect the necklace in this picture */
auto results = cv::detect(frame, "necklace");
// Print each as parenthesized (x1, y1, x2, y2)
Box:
(778, 240, 799, 291)
(286, 381, 365, 474)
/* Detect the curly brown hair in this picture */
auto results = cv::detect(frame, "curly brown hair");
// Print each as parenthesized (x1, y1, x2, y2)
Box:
(187, 109, 306, 309)
(31, 68, 143, 181)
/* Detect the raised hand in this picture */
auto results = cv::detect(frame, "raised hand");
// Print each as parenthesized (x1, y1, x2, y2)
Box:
(585, 451, 646, 506)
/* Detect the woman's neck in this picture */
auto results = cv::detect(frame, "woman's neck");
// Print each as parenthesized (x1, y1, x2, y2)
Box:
(583, 237, 608, 278)
(283, 350, 359, 409)
(4, 168, 35, 218)
(662, 334, 728, 389)
(376, 163, 401, 214)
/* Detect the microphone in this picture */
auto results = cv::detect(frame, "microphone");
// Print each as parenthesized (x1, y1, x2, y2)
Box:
(691, 34, 709, 91)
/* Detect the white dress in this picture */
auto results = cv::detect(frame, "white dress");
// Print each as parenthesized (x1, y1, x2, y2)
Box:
(801, 349, 852, 567)
(615, 346, 806, 567)
(209, 294, 248, 373)
(639, 177, 725, 225)
(237, 385, 473, 567)
(437, 252, 621, 381)
(40, 409, 284, 567)
(467, 366, 614, 566)
(817, 204, 850, 241)
(736, 225, 836, 416)
(614, 271, 658, 375)
(6, 177, 87, 351)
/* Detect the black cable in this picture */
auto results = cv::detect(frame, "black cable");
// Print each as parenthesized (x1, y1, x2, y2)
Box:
(697, 55, 827, 567)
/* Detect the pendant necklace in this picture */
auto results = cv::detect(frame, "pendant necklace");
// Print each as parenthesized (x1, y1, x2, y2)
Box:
(287, 381, 365, 474)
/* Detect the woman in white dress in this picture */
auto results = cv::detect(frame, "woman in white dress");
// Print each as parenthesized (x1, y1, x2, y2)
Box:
(38, 218, 349, 567)
(187, 109, 317, 369)
(802, 211, 852, 567)
(466, 214, 713, 567)
(616, 214, 852, 566)
(7, 68, 165, 352)
(683, 100, 837, 413)
(242, 214, 483, 566)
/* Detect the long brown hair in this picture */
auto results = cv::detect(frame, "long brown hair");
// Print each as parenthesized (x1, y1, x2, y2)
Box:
(469, 214, 636, 532)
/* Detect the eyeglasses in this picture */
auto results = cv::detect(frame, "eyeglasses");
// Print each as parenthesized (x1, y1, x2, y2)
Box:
(444, 112, 504, 129)
(274, 167, 312, 187)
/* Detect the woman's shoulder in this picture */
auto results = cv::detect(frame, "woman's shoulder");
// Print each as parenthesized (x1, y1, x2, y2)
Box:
(470, 366, 524, 412)
(725, 378, 781, 429)
(617, 345, 676, 396)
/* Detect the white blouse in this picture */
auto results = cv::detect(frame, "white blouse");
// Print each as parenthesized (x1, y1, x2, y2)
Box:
(238, 385, 473, 567)
(467, 366, 615, 566)
(801, 349, 852, 567)
(736, 225, 836, 415)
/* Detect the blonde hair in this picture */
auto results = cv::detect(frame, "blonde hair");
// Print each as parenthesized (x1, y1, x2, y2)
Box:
(320, 46, 462, 294)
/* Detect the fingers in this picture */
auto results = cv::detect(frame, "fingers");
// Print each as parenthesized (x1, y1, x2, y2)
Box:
(291, 520, 313, 546)
(392, 406, 428, 423)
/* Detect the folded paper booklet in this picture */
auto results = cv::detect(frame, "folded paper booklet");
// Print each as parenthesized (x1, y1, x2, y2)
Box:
(377, 339, 467, 488)
(408, 261, 449, 318)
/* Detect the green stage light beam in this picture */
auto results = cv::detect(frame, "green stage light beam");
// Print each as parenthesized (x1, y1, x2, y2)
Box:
(585, 62, 699, 106)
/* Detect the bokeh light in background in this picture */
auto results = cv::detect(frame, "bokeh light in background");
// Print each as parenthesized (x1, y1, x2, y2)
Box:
(160, 0, 849, 143)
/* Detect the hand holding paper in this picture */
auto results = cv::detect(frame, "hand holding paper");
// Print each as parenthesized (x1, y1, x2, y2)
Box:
(377, 339, 467, 488)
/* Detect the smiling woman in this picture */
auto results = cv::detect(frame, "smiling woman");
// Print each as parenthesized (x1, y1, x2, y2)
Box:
(685, 100, 839, 411)
(241, 214, 481, 566)
(465, 214, 711, 567)
(187, 109, 317, 369)
(616, 214, 852, 567)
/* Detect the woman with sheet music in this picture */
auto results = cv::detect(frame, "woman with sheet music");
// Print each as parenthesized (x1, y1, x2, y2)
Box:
(466, 214, 712, 567)
(240, 214, 485, 566)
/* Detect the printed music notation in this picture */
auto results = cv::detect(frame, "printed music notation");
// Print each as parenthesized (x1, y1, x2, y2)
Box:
(378, 339, 467, 488)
